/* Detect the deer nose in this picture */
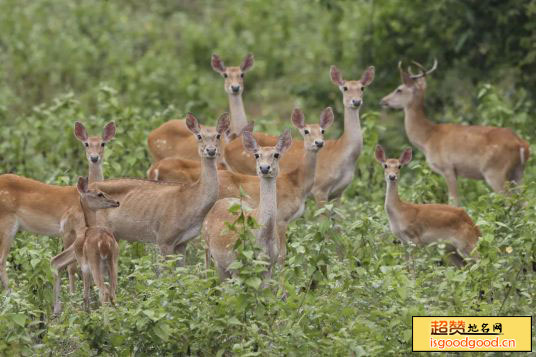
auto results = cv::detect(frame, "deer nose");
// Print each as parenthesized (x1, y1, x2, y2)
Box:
(389, 174, 397, 181)
(231, 85, 240, 93)
(259, 165, 270, 174)
(90, 156, 99, 163)
(315, 140, 324, 148)
(206, 148, 217, 157)
(352, 99, 362, 107)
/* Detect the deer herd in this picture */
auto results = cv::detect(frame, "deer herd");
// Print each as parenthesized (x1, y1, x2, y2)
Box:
(0, 54, 529, 314)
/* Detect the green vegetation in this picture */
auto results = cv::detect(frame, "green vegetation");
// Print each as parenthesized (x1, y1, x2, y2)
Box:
(0, 0, 535, 355)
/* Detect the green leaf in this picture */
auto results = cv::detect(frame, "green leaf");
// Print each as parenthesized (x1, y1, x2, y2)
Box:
(245, 277, 262, 290)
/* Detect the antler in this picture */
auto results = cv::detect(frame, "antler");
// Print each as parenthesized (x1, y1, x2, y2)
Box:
(408, 59, 438, 79)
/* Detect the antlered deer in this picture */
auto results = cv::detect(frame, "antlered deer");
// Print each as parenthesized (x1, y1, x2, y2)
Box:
(224, 65, 375, 204)
(147, 54, 254, 162)
(203, 129, 292, 281)
(375, 145, 480, 265)
(51, 177, 120, 314)
(380, 60, 529, 205)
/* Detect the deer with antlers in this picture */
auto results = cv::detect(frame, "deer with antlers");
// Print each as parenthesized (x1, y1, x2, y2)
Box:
(381, 60, 530, 206)
(147, 54, 254, 162)
(375, 145, 480, 265)
(92, 113, 229, 262)
(51, 177, 120, 314)
(203, 129, 292, 281)
(223, 65, 375, 205)
(148, 108, 334, 264)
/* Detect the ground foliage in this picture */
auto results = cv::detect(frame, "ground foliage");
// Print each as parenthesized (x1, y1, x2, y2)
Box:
(0, 0, 535, 355)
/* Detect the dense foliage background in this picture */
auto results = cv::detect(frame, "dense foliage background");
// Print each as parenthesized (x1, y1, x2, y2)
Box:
(0, 0, 534, 355)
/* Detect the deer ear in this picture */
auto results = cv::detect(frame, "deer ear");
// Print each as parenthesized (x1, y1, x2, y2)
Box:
(240, 53, 254, 72)
(320, 107, 334, 129)
(242, 130, 258, 153)
(361, 66, 375, 87)
(77, 176, 88, 194)
(216, 113, 230, 134)
(291, 108, 305, 129)
(330, 65, 344, 86)
(211, 54, 226, 75)
(399, 147, 412, 165)
(102, 121, 116, 142)
(185, 113, 201, 135)
(375, 144, 386, 164)
(276, 129, 292, 154)
(74, 121, 88, 142)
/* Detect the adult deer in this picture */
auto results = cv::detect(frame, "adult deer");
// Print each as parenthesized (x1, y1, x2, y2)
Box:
(147, 54, 254, 162)
(74, 121, 116, 183)
(224, 65, 375, 204)
(380, 60, 530, 206)
(203, 129, 292, 281)
(51, 177, 120, 315)
(148, 108, 334, 263)
(375, 145, 480, 265)
(93, 113, 229, 261)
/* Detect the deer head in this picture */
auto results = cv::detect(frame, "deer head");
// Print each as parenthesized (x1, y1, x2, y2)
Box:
(375, 145, 412, 182)
(291, 107, 334, 151)
(74, 121, 116, 164)
(185, 112, 230, 159)
(77, 176, 120, 210)
(330, 65, 375, 109)
(380, 59, 437, 109)
(242, 129, 292, 178)
(211, 53, 254, 95)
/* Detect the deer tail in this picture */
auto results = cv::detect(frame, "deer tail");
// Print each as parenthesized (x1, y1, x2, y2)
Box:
(98, 240, 111, 260)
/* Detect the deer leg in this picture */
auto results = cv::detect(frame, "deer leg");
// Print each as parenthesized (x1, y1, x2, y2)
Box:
(82, 265, 92, 312)
(89, 258, 108, 305)
(0, 217, 17, 292)
(173, 241, 188, 267)
(108, 254, 118, 306)
(484, 170, 507, 194)
(442, 170, 460, 206)
(50, 246, 76, 315)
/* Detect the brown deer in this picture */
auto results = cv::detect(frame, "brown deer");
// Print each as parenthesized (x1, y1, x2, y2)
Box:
(148, 108, 334, 263)
(380, 60, 530, 206)
(74, 121, 116, 183)
(93, 113, 229, 263)
(51, 177, 120, 314)
(223, 65, 375, 204)
(147, 54, 254, 162)
(375, 145, 480, 265)
(203, 129, 292, 281)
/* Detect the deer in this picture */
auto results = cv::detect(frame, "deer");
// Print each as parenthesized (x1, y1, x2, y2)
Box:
(203, 129, 292, 281)
(148, 108, 334, 264)
(223, 65, 375, 205)
(375, 145, 480, 266)
(147, 53, 254, 162)
(74, 121, 116, 183)
(92, 113, 229, 263)
(50, 177, 120, 315)
(380, 60, 530, 206)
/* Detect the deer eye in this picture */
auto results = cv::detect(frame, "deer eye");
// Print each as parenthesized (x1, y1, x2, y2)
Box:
(361, 86, 365, 91)
(223, 73, 228, 78)
(384, 164, 388, 169)
(84, 143, 89, 147)
(396, 89, 402, 93)
(101, 143, 105, 147)
(274, 153, 280, 159)
(304, 129, 309, 135)
(98, 193, 104, 197)
(240, 73, 244, 78)
(398, 165, 402, 169)
(254, 153, 260, 159)
(343, 86, 348, 91)
(216, 134, 221, 139)
(321, 129, 325, 134)
(197, 134, 202, 140)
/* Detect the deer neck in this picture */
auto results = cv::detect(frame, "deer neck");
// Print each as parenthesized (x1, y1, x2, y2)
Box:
(257, 176, 277, 245)
(341, 106, 363, 157)
(298, 148, 318, 197)
(88, 162, 103, 183)
(198, 156, 219, 205)
(228, 94, 247, 135)
(80, 198, 97, 228)
(403, 95, 435, 150)
(385, 179, 403, 214)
